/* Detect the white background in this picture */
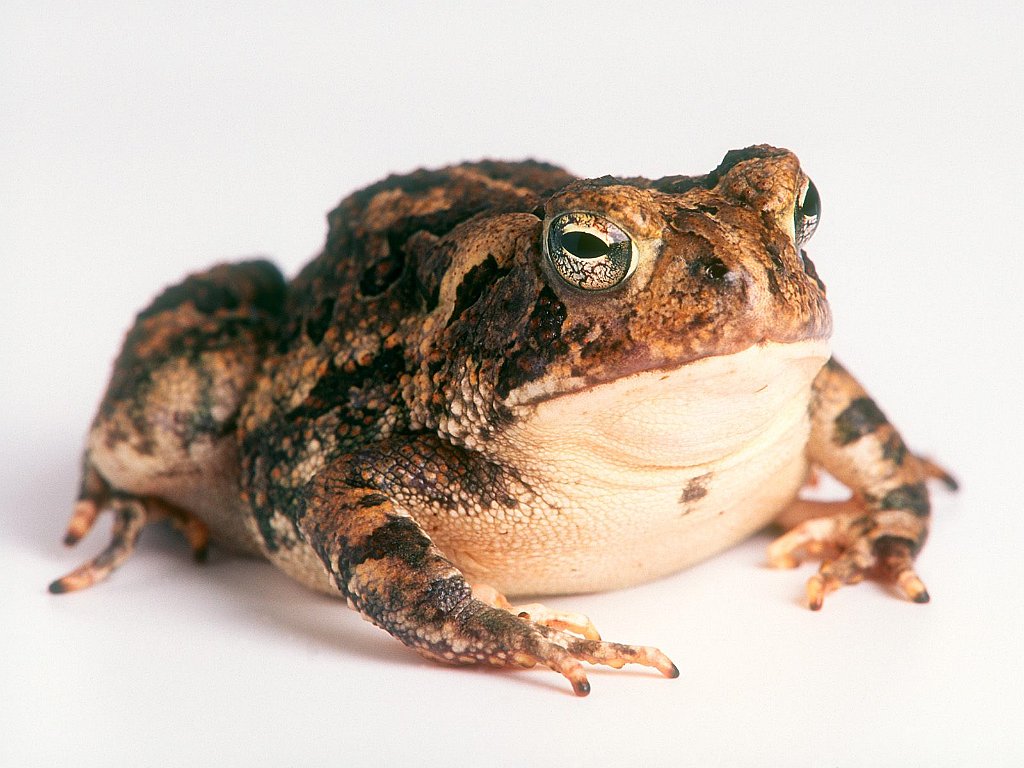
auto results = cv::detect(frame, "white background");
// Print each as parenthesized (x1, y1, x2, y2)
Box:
(2, 2, 1022, 766)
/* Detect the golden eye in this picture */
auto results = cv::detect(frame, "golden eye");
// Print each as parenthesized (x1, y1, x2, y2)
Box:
(546, 212, 637, 291)
(795, 178, 821, 246)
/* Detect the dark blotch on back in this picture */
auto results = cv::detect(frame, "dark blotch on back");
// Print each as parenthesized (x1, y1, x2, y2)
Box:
(447, 255, 510, 327)
(833, 397, 888, 445)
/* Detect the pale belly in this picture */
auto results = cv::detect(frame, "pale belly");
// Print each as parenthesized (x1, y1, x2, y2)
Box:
(424, 339, 829, 597)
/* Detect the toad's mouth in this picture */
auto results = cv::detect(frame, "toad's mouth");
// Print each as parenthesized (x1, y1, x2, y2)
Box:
(503, 333, 831, 411)
(502, 338, 831, 468)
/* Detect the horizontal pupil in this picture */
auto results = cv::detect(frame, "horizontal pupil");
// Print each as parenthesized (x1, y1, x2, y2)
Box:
(801, 180, 821, 218)
(561, 230, 609, 259)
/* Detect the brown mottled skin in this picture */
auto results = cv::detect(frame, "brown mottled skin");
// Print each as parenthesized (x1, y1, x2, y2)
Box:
(52, 146, 953, 695)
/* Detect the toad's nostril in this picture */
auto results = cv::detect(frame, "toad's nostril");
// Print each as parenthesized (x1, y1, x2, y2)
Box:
(689, 256, 730, 281)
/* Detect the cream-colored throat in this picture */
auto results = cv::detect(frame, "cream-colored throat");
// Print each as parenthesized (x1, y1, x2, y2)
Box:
(435, 339, 834, 596)
(502, 339, 831, 473)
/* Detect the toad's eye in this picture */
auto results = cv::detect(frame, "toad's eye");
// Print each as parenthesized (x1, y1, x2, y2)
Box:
(795, 177, 821, 246)
(546, 212, 637, 291)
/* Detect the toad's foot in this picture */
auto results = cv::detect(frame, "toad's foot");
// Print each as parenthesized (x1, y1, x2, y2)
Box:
(472, 583, 601, 640)
(768, 505, 929, 609)
(783, 359, 960, 610)
(50, 490, 210, 594)
(416, 603, 678, 696)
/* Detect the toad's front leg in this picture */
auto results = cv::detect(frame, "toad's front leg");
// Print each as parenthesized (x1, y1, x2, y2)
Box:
(295, 444, 678, 696)
(769, 358, 955, 609)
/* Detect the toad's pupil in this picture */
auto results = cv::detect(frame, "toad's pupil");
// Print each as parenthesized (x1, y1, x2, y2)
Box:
(801, 179, 820, 219)
(561, 231, 609, 259)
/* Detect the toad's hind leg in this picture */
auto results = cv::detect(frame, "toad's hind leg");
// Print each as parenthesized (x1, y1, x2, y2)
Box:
(49, 482, 210, 594)
(51, 259, 286, 593)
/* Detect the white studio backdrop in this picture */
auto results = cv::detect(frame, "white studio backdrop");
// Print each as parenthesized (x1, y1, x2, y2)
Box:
(2, 2, 1022, 766)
